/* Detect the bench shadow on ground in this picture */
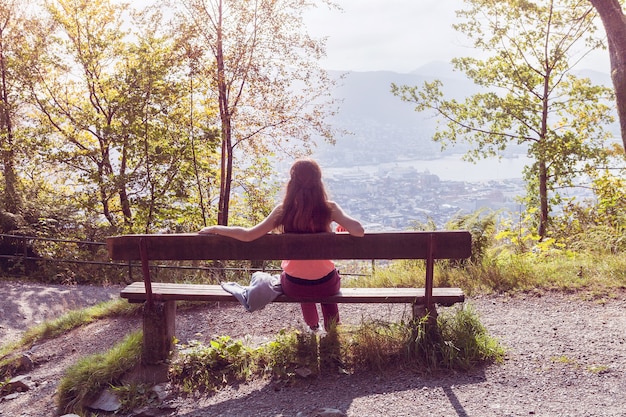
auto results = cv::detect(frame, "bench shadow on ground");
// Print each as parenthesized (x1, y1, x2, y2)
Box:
(171, 303, 487, 416)
(174, 365, 487, 417)
(173, 330, 487, 417)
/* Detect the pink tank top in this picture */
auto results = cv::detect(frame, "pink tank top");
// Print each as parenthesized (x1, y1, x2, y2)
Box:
(281, 259, 335, 280)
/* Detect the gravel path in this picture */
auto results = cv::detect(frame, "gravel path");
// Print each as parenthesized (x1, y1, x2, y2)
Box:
(1, 280, 625, 417)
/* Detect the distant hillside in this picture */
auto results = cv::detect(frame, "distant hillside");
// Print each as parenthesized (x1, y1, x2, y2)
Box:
(313, 64, 475, 167)
(312, 62, 615, 168)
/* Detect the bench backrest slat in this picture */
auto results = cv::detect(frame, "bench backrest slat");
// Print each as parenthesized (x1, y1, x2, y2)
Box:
(106, 231, 471, 261)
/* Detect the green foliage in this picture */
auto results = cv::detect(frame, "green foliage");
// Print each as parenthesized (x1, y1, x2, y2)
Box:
(411, 210, 497, 265)
(169, 306, 503, 394)
(172, 0, 340, 225)
(552, 167, 626, 254)
(494, 209, 544, 254)
(466, 244, 626, 296)
(3, 0, 342, 235)
(111, 383, 161, 412)
(56, 331, 142, 415)
(169, 336, 259, 393)
(275, 317, 492, 377)
(343, 206, 626, 297)
(30, 0, 220, 234)
(444, 209, 498, 264)
(350, 210, 498, 292)
(169, 331, 324, 393)
(430, 305, 505, 370)
(264, 330, 320, 379)
(392, 0, 615, 238)
(231, 157, 281, 228)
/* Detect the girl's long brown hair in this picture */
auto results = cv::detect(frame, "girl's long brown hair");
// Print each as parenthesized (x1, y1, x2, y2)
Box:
(278, 159, 332, 233)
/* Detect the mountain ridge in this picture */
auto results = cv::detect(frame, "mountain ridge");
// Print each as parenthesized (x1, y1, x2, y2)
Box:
(313, 62, 614, 167)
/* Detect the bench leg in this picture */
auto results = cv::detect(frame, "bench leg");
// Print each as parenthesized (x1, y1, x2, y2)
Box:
(410, 303, 442, 356)
(142, 300, 176, 365)
(412, 303, 438, 325)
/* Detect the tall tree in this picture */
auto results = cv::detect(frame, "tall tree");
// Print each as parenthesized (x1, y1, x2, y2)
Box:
(31, 0, 216, 232)
(172, 0, 339, 225)
(589, 0, 626, 151)
(115, 9, 219, 232)
(0, 0, 40, 214)
(392, 0, 615, 239)
(0, 0, 81, 237)
(32, 0, 134, 229)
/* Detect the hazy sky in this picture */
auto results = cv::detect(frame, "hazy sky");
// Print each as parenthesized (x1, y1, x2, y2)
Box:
(303, 0, 611, 74)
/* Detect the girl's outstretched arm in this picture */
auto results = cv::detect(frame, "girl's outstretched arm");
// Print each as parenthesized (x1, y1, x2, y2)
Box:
(330, 201, 365, 237)
(198, 205, 283, 242)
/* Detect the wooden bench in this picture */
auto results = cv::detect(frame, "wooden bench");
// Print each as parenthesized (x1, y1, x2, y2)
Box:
(106, 231, 471, 364)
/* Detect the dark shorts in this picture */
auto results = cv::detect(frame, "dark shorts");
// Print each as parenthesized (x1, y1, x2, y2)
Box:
(280, 269, 340, 298)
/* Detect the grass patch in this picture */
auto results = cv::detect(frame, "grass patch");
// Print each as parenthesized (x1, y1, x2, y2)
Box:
(480, 251, 626, 295)
(435, 305, 505, 369)
(264, 330, 321, 379)
(19, 299, 139, 346)
(169, 304, 504, 393)
(56, 331, 142, 415)
(344, 320, 407, 372)
(0, 299, 140, 379)
(343, 251, 626, 299)
(0, 304, 513, 411)
(111, 382, 162, 412)
(344, 304, 504, 373)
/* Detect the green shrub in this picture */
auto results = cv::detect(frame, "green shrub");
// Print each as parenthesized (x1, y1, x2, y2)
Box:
(263, 330, 320, 379)
(169, 336, 259, 393)
(435, 305, 505, 369)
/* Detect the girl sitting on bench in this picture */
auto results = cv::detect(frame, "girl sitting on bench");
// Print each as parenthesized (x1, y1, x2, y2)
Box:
(199, 159, 364, 331)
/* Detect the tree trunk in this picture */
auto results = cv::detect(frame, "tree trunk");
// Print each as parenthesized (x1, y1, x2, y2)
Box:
(118, 145, 133, 228)
(538, 63, 551, 240)
(0, 36, 21, 214)
(1, 147, 19, 213)
(215, 0, 232, 226)
(589, 0, 626, 151)
(217, 129, 233, 226)
(538, 159, 549, 239)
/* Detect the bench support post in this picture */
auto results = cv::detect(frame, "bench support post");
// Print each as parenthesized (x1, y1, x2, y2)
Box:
(139, 238, 176, 364)
(141, 300, 176, 365)
(412, 303, 438, 323)
(423, 234, 438, 324)
(139, 238, 154, 309)
(424, 235, 434, 310)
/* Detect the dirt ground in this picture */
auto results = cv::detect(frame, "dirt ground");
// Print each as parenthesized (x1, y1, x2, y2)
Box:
(1, 279, 625, 417)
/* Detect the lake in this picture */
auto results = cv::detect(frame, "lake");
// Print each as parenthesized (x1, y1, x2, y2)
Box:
(323, 154, 531, 182)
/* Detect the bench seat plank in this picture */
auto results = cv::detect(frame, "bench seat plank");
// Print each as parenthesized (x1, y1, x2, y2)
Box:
(120, 282, 465, 307)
